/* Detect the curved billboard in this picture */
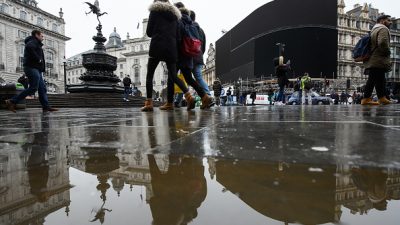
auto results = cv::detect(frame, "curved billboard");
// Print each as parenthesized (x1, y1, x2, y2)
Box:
(216, 0, 338, 82)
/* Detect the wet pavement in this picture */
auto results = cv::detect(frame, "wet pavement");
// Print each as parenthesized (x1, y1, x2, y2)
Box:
(0, 105, 399, 225)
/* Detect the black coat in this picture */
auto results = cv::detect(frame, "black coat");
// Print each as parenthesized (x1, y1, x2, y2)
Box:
(276, 66, 289, 87)
(193, 22, 206, 65)
(23, 36, 45, 72)
(147, 2, 181, 63)
(177, 12, 195, 70)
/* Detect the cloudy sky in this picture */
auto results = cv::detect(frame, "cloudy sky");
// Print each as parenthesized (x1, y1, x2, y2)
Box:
(36, 0, 399, 58)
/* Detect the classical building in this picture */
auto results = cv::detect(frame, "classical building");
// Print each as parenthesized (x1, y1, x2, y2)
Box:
(337, 0, 400, 82)
(0, 0, 70, 93)
(67, 19, 168, 96)
(203, 43, 216, 86)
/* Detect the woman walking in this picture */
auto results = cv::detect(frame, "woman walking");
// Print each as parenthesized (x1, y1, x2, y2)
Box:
(142, 0, 195, 112)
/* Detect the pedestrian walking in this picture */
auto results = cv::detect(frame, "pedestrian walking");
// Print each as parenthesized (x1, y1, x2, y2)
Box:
(122, 75, 132, 101)
(165, 4, 213, 111)
(190, 10, 211, 96)
(361, 15, 393, 105)
(142, 0, 195, 112)
(275, 56, 290, 105)
(301, 73, 312, 105)
(250, 90, 257, 105)
(213, 79, 222, 106)
(5, 30, 57, 113)
(226, 87, 233, 105)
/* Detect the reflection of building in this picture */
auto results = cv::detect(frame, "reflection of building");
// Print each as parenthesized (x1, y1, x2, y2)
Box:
(66, 19, 167, 95)
(207, 158, 400, 225)
(203, 43, 216, 86)
(0, 146, 71, 225)
(337, 1, 400, 82)
(0, 0, 70, 93)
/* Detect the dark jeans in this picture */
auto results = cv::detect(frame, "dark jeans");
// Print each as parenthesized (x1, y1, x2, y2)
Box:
(277, 85, 285, 102)
(167, 67, 206, 103)
(124, 86, 131, 99)
(146, 58, 188, 101)
(364, 68, 386, 99)
(11, 67, 49, 109)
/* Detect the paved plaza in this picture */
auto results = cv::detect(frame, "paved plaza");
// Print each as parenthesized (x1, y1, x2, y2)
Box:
(0, 105, 400, 225)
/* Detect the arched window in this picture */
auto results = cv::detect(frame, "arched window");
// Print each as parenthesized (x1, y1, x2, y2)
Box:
(20, 11, 27, 20)
(18, 44, 25, 69)
(0, 3, 9, 14)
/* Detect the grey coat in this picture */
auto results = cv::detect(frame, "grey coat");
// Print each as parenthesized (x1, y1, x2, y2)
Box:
(364, 24, 392, 71)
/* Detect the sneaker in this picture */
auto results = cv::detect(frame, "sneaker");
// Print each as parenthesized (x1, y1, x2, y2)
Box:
(5, 100, 16, 113)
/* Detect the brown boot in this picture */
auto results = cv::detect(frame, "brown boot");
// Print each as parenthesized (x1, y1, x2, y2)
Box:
(5, 100, 16, 113)
(141, 99, 154, 112)
(361, 98, 379, 106)
(200, 95, 213, 110)
(184, 93, 195, 111)
(160, 103, 174, 111)
(379, 97, 392, 105)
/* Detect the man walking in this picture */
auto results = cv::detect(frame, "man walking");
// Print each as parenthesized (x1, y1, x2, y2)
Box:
(213, 79, 222, 106)
(361, 15, 393, 105)
(190, 10, 211, 96)
(5, 30, 57, 113)
(122, 75, 132, 101)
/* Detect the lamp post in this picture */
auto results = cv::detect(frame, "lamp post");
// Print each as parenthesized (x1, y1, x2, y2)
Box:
(63, 57, 67, 94)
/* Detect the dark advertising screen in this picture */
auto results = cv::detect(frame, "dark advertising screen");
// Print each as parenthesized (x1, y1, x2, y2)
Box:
(216, 0, 338, 81)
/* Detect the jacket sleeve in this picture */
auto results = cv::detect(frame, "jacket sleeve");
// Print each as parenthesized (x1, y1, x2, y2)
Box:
(25, 42, 42, 63)
(146, 13, 154, 37)
(377, 28, 391, 56)
(200, 28, 206, 55)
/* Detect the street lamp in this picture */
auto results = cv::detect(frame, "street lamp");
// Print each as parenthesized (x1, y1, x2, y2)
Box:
(63, 57, 67, 94)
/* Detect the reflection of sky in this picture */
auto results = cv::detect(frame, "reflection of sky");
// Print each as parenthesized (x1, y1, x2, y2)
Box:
(41, 162, 400, 225)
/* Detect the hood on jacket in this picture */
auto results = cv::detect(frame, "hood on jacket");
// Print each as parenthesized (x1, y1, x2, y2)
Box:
(24, 36, 35, 44)
(149, 1, 181, 20)
(372, 23, 391, 34)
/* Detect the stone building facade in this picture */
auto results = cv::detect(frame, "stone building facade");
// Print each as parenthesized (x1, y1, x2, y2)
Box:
(0, 0, 70, 93)
(337, 0, 400, 83)
(67, 19, 167, 96)
(203, 43, 216, 86)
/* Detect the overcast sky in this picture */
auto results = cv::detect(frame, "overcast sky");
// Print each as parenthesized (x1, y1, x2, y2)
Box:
(36, 0, 400, 58)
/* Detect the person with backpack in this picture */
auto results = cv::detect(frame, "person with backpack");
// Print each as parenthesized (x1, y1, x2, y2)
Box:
(141, 0, 195, 112)
(361, 15, 393, 105)
(301, 73, 312, 105)
(122, 75, 132, 102)
(190, 10, 211, 96)
(167, 4, 212, 111)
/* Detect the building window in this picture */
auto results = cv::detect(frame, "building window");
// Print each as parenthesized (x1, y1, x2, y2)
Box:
(18, 30, 28, 39)
(18, 44, 24, 69)
(52, 24, 58, 32)
(134, 59, 139, 65)
(37, 17, 43, 26)
(46, 39, 54, 48)
(134, 67, 140, 82)
(20, 11, 27, 20)
(0, 3, 9, 14)
(120, 64, 123, 69)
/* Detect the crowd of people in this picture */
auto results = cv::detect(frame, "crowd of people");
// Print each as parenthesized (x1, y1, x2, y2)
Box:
(2, 3, 395, 113)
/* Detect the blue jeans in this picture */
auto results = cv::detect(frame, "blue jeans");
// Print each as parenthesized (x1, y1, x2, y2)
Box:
(124, 87, 131, 99)
(11, 67, 49, 109)
(192, 65, 211, 95)
(277, 86, 285, 102)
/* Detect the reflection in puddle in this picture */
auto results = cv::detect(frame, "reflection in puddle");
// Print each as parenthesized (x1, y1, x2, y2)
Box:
(1, 148, 400, 225)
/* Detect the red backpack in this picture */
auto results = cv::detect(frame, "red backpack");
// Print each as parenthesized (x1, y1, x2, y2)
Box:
(182, 23, 202, 57)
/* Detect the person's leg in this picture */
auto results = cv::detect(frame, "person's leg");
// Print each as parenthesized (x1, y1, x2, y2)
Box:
(374, 69, 386, 99)
(363, 72, 376, 99)
(302, 90, 306, 105)
(192, 65, 211, 95)
(181, 67, 205, 98)
(146, 58, 159, 99)
(174, 93, 183, 105)
(37, 73, 50, 109)
(124, 87, 129, 99)
(167, 63, 188, 95)
(10, 68, 40, 104)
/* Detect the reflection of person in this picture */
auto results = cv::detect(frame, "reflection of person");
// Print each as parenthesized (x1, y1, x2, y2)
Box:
(148, 155, 207, 225)
(351, 167, 388, 211)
